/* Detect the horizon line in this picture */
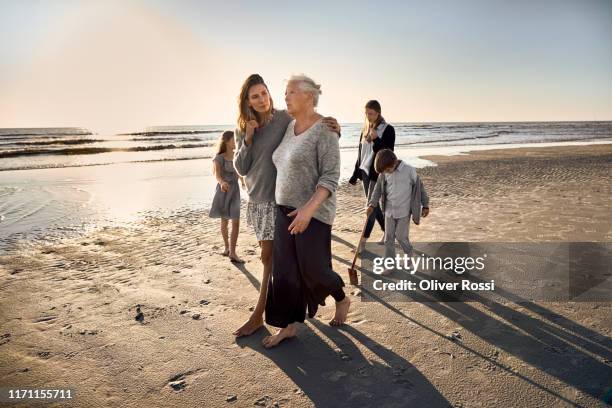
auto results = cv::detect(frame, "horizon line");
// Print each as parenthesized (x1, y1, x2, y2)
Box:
(2, 118, 612, 133)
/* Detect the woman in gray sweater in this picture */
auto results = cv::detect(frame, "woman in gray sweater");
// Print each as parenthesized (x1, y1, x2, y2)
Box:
(263, 75, 350, 348)
(232, 74, 340, 338)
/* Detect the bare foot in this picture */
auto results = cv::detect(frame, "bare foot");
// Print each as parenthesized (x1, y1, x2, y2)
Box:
(221, 249, 229, 256)
(329, 297, 351, 326)
(262, 324, 297, 348)
(229, 253, 245, 263)
(233, 316, 263, 337)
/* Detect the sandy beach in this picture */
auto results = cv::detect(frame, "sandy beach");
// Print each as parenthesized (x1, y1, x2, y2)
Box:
(1, 144, 610, 407)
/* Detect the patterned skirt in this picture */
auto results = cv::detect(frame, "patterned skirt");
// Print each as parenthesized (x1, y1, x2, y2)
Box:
(246, 201, 277, 241)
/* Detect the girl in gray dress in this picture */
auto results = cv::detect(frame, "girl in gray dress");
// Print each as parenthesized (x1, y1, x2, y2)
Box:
(209, 130, 244, 263)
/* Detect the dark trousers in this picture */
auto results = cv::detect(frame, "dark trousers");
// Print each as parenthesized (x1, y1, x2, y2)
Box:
(265, 205, 345, 328)
(362, 170, 385, 238)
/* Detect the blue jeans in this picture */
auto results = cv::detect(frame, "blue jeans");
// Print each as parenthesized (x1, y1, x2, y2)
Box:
(362, 170, 385, 238)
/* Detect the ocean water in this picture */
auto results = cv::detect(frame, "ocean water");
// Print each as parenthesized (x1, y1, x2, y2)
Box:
(1, 122, 611, 172)
(1, 121, 611, 249)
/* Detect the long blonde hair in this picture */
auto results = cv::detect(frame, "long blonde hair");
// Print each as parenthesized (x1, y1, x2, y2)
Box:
(361, 100, 385, 142)
(237, 74, 274, 133)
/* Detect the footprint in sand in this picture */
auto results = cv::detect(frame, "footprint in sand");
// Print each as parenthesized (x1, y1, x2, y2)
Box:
(334, 348, 351, 361)
(254, 395, 273, 406)
(134, 306, 144, 323)
(166, 368, 209, 392)
(33, 315, 57, 323)
(322, 370, 348, 382)
(169, 380, 187, 391)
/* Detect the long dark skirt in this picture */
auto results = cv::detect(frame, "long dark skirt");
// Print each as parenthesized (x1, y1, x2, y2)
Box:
(265, 205, 345, 328)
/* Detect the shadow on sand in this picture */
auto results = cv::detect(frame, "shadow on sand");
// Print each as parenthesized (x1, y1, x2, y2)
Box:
(236, 319, 450, 407)
(358, 244, 612, 407)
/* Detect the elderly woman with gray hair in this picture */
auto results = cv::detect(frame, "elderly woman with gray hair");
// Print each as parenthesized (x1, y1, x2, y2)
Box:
(263, 75, 350, 348)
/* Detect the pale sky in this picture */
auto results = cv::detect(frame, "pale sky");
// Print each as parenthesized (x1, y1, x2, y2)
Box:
(1, 0, 611, 134)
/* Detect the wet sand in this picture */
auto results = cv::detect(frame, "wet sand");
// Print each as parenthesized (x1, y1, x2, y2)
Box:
(0, 144, 610, 407)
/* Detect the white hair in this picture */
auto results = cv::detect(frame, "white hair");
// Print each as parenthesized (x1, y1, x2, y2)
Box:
(287, 74, 322, 107)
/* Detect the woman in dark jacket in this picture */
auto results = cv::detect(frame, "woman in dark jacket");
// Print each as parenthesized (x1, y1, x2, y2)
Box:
(348, 100, 395, 251)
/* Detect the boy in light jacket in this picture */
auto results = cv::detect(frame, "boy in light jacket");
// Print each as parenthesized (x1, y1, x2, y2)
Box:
(367, 149, 430, 269)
